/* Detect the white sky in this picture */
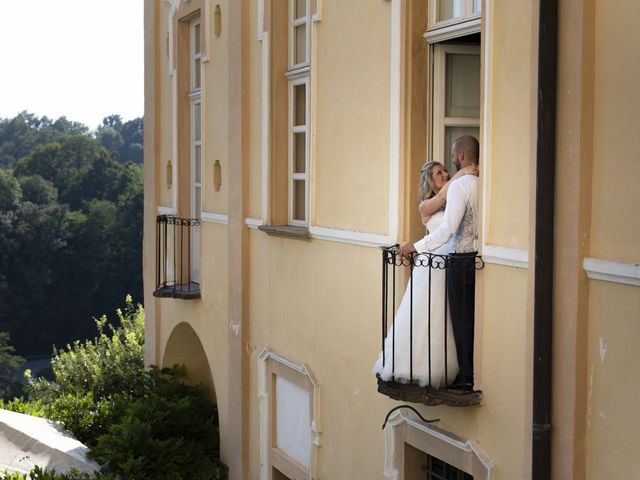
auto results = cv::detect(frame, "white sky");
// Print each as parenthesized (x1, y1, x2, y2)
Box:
(0, 0, 144, 131)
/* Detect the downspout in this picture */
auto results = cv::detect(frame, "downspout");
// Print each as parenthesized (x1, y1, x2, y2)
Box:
(532, 0, 558, 479)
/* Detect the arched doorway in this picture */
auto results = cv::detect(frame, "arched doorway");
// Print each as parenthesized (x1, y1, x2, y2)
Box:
(162, 322, 216, 403)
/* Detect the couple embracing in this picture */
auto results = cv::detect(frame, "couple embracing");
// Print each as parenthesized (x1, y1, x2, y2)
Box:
(374, 135, 479, 392)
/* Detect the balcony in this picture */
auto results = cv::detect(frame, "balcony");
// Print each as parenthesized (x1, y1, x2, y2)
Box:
(153, 215, 201, 300)
(376, 246, 484, 407)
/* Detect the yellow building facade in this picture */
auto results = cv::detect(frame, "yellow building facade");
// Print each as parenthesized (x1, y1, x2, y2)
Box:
(143, 0, 640, 478)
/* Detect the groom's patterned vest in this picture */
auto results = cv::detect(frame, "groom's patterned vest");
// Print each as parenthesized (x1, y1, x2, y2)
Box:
(450, 175, 478, 254)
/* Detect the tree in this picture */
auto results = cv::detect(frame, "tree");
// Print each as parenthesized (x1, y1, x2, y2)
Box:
(0, 168, 22, 210)
(0, 113, 144, 357)
(0, 331, 24, 399)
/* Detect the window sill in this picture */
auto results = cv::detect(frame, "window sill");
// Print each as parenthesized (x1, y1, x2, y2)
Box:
(153, 283, 201, 300)
(258, 224, 310, 240)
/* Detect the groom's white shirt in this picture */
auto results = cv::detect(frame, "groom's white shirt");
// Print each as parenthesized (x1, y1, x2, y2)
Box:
(413, 174, 479, 254)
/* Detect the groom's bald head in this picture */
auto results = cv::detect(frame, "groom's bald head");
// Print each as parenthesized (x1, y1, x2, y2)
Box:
(452, 135, 479, 169)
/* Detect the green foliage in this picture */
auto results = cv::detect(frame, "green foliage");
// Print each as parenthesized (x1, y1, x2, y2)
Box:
(0, 466, 104, 480)
(89, 367, 227, 480)
(4, 299, 227, 480)
(0, 112, 144, 356)
(27, 296, 145, 402)
(0, 168, 21, 210)
(0, 331, 24, 399)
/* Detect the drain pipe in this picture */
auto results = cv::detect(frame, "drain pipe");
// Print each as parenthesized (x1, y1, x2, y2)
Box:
(532, 0, 558, 479)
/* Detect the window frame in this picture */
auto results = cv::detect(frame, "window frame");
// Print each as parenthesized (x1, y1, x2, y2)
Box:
(189, 18, 202, 283)
(286, 0, 311, 227)
(427, 0, 481, 32)
(258, 349, 320, 480)
(383, 409, 494, 479)
(431, 43, 481, 172)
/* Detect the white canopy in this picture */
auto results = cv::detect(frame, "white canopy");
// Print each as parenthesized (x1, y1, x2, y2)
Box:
(0, 409, 100, 475)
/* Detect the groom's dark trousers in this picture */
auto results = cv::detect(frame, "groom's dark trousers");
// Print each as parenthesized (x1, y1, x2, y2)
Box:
(447, 252, 477, 383)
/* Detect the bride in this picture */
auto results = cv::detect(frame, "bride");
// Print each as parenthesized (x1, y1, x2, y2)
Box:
(373, 161, 477, 388)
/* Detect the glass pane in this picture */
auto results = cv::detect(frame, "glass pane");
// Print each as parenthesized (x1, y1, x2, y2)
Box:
(438, 0, 463, 22)
(294, 83, 306, 126)
(444, 126, 479, 173)
(193, 59, 201, 89)
(294, 24, 306, 64)
(194, 186, 201, 217)
(194, 145, 201, 183)
(295, 0, 306, 19)
(293, 180, 306, 221)
(194, 103, 201, 141)
(275, 376, 311, 466)
(193, 23, 201, 54)
(445, 53, 480, 118)
(293, 132, 306, 173)
(474, 0, 482, 14)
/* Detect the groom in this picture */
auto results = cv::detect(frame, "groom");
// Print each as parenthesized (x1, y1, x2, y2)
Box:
(399, 135, 480, 391)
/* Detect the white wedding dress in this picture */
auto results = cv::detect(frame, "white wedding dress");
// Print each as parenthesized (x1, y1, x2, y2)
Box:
(373, 210, 459, 388)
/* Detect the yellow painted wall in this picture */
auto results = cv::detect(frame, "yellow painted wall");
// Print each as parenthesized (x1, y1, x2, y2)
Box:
(312, 0, 391, 234)
(157, 223, 230, 465)
(584, 1, 640, 477)
(476, 265, 530, 479)
(247, 233, 387, 478)
(585, 281, 640, 479)
(484, 0, 535, 249)
(158, 0, 173, 208)
(202, 0, 229, 215)
(248, 0, 263, 220)
(590, 0, 640, 263)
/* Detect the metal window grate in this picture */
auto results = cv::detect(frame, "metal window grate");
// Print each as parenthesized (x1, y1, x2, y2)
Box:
(422, 454, 473, 480)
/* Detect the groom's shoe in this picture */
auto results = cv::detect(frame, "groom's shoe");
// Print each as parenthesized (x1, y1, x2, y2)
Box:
(450, 375, 473, 393)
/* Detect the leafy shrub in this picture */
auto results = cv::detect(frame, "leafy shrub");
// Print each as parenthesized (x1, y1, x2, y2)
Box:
(3, 298, 227, 480)
(26, 296, 145, 403)
(0, 466, 105, 480)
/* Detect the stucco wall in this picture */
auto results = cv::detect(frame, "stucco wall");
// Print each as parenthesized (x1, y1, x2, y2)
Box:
(312, 0, 391, 234)
(158, 0, 173, 208)
(590, 0, 640, 263)
(247, 233, 386, 478)
(157, 222, 230, 466)
(484, 0, 535, 249)
(585, 1, 640, 477)
(585, 281, 640, 479)
(202, 0, 229, 215)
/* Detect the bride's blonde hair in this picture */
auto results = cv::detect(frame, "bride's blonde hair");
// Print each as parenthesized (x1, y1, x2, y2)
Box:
(418, 161, 443, 202)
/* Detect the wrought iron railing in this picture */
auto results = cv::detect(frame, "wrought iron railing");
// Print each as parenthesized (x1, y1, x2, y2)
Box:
(153, 215, 201, 299)
(376, 245, 484, 406)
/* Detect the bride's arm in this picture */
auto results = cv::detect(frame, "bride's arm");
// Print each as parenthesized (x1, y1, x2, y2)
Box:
(418, 165, 478, 222)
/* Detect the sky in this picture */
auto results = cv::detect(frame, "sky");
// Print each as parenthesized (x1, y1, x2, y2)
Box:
(0, 0, 144, 131)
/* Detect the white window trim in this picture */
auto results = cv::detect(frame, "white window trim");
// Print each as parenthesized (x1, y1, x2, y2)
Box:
(583, 257, 640, 286)
(384, 409, 494, 480)
(190, 19, 203, 283)
(288, 0, 311, 70)
(288, 75, 310, 226)
(427, 0, 481, 34)
(258, 348, 321, 480)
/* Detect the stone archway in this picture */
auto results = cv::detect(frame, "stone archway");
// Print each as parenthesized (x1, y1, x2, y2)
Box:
(162, 322, 216, 403)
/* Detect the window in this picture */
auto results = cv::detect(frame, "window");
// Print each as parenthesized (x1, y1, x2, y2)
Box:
(286, 0, 311, 226)
(189, 19, 202, 282)
(431, 43, 481, 174)
(259, 0, 314, 233)
(258, 349, 320, 480)
(383, 408, 493, 479)
(428, 0, 481, 32)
